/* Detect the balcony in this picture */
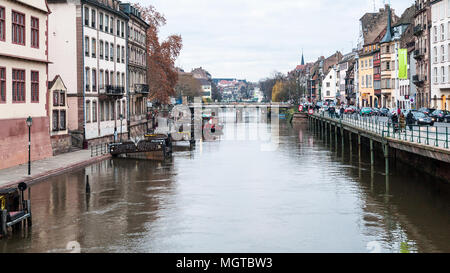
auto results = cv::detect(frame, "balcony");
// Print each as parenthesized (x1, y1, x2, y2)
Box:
(413, 75, 425, 86)
(99, 85, 125, 99)
(413, 24, 423, 36)
(414, 49, 425, 60)
(134, 84, 149, 95)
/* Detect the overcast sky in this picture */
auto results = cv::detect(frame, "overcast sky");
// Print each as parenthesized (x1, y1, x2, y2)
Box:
(129, 0, 413, 82)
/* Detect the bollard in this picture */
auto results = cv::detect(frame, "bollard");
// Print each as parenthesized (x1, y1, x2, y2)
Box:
(86, 175, 91, 194)
(1, 210, 7, 236)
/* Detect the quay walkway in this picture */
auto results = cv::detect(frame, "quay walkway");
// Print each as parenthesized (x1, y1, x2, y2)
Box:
(0, 149, 111, 190)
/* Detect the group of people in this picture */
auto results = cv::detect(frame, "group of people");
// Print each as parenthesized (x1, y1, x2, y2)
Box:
(391, 108, 415, 132)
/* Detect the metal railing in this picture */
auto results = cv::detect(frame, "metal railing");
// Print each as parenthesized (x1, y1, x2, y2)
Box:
(90, 143, 109, 157)
(315, 111, 450, 149)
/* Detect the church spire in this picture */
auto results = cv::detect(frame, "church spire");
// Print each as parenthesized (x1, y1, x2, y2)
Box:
(301, 50, 305, 65)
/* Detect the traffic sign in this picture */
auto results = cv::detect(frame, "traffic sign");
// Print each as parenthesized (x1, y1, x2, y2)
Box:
(299, 105, 303, 112)
(308, 108, 314, 115)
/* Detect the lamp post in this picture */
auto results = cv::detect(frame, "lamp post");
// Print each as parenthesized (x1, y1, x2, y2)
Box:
(119, 114, 124, 143)
(26, 116, 33, 176)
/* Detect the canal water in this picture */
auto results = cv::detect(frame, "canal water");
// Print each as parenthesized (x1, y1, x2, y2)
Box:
(1, 109, 449, 253)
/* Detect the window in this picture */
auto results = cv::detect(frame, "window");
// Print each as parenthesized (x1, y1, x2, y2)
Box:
(110, 17, 113, 34)
(12, 69, 25, 102)
(442, 45, 445, 62)
(92, 38, 96, 58)
(121, 46, 125, 63)
(99, 13, 103, 31)
(84, 7, 89, 26)
(12, 11, 25, 45)
(386, 61, 390, 70)
(31, 17, 39, 48)
(105, 101, 109, 121)
(434, 26, 438, 42)
(53, 91, 59, 106)
(105, 42, 109, 60)
(100, 40, 104, 59)
(0, 7, 5, 41)
(110, 71, 114, 85)
(92, 69, 97, 91)
(441, 24, 445, 41)
(117, 45, 120, 62)
(121, 21, 124, 37)
(92, 101, 97, 122)
(60, 110, 66, 130)
(122, 73, 125, 89)
(105, 15, 109, 32)
(0, 67, 5, 102)
(91, 9, 96, 28)
(110, 44, 114, 61)
(442, 66, 446, 83)
(117, 72, 120, 86)
(85, 67, 90, 91)
(85, 36, 89, 56)
(434, 67, 438, 83)
(117, 20, 120, 36)
(434, 46, 438, 63)
(60, 91, 65, 106)
(105, 70, 109, 86)
(86, 101, 91, 122)
(100, 101, 104, 121)
(99, 70, 104, 89)
(52, 110, 59, 131)
(31, 71, 39, 102)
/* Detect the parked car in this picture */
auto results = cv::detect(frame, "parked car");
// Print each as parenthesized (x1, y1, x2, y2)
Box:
(344, 106, 357, 114)
(411, 111, 435, 126)
(418, 107, 436, 115)
(429, 110, 450, 122)
(360, 107, 374, 116)
(379, 108, 390, 117)
(371, 108, 381, 116)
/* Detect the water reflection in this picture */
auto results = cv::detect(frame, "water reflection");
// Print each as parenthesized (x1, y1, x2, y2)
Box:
(0, 108, 449, 253)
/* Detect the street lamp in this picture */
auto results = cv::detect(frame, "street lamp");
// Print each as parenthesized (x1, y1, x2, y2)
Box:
(26, 116, 32, 176)
(119, 114, 124, 143)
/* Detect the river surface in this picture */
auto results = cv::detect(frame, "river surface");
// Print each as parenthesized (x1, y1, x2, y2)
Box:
(1, 109, 449, 253)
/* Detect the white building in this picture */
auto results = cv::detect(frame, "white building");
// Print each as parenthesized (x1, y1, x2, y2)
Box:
(48, 0, 129, 146)
(430, 0, 450, 110)
(322, 66, 338, 102)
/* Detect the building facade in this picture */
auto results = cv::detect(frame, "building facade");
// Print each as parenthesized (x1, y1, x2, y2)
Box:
(430, 0, 450, 110)
(48, 0, 129, 147)
(413, 0, 432, 108)
(359, 46, 375, 107)
(120, 3, 149, 138)
(322, 66, 338, 102)
(0, 0, 53, 170)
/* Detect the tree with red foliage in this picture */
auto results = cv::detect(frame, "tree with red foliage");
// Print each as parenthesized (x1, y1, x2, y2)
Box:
(134, 4, 183, 105)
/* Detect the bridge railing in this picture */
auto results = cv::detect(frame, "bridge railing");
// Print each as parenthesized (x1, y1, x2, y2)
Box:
(314, 111, 450, 149)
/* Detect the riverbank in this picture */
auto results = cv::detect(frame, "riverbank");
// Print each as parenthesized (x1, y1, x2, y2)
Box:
(0, 149, 111, 190)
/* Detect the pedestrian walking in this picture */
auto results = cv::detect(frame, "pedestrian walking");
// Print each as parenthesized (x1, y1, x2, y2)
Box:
(406, 110, 414, 130)
(399, 112, 406, 132)
(340, 106, 345, 118)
